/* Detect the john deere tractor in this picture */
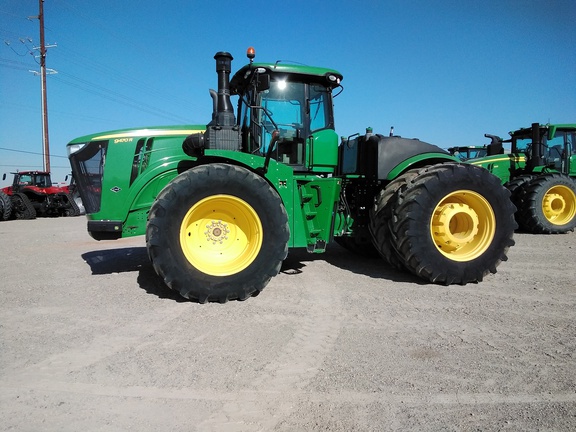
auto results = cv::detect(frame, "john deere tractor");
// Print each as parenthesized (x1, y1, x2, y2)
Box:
(448, 145, 487, 161)
(67, 49, 516, 303)
(469, 123, 576, 234)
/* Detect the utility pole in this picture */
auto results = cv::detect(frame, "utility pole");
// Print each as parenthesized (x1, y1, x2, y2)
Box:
(29, 0, 55, 172)
(38, 0, 50, 172)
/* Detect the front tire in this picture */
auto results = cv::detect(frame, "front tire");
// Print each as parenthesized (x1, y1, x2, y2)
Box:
(146, 163, 290, 303)
(390, 164, 516, 284)
(505, 174, 535, 231)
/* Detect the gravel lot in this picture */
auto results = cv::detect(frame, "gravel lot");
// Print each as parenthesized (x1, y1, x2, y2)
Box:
(1, 216, 575, 431)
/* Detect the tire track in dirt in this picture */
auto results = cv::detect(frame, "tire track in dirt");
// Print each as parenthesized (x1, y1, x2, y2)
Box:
(0, 261, 346, 431)
(2, 302, 190, 384)
(197, 263, 345, 431)
(3, 382, 573, 406)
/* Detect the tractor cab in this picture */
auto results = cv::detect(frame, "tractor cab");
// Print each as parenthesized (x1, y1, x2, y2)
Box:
(183, 48, 343, 174)
(511, 123, 575, 175)
(230, 54, 343, 172)
(472, 123, 576, 184)
(13, 171, 52, 190)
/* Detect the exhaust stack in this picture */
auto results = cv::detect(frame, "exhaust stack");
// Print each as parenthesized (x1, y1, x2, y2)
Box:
(183, 50, 242, 156)
(210, 51, 235, 126)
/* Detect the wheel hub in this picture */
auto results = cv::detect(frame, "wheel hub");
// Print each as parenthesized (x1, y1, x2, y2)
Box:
(432, 202, 480, 253)
(180, 194, 263, 276)
(204, 220, 230, 244)
(542, 192, 566, 220)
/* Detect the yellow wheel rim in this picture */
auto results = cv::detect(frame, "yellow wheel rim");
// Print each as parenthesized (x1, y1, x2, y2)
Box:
(179, 194, 263, 276)
(430, 190, 496, 262)
(541, 185, 576, 226)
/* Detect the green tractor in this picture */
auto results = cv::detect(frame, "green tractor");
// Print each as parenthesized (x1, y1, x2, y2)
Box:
(469, 123, 576, 234)
(67, 49, 516, 303)
(448, 145, 488, 161)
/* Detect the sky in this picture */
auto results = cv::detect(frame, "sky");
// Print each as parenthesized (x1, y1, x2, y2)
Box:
(1, 0, 575, 187)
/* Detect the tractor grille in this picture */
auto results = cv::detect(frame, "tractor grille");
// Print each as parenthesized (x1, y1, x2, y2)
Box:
(68, 140, 107, 214)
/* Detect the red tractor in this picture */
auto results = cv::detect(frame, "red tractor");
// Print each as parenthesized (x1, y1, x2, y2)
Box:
(1, 171, 80, 219)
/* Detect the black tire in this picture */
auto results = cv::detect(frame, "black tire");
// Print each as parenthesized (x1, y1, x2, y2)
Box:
(369, 168, 421, 269)
(0, 191, 12, 221)
(146, 163, 290, 303)
(505, 174, 535, 196)
(504, 174, 535, 231)
(11, 193, 36, 220)
(514, 174, 576, 234)
(390, 163, 516, 285)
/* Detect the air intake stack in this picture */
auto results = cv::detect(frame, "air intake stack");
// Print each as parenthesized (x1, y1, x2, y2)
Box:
(211, 51, 235, 127)
(183, 51, 242, 156)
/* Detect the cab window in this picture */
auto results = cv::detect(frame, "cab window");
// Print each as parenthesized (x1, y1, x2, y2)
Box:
(309, 85, 330, 132)
(260, 80, 305, 151)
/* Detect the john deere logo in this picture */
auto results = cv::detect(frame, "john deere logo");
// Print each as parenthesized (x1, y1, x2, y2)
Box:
(110, 186, 122, 193)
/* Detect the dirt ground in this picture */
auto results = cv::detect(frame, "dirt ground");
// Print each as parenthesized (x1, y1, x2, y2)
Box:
(0, 216, 575, 431)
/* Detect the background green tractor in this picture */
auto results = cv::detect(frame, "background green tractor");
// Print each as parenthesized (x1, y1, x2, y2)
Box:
(470, 123, 576, 233)
(68, 49, 516, 303)
(448, 145, 488, 161)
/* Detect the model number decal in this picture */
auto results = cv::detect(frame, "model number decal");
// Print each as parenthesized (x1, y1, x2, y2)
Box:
(114, 138, 133, 144)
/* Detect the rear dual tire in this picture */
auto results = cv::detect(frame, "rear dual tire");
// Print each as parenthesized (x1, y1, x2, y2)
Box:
(369, 168, 420, 269)
(371, 164, 516, 284)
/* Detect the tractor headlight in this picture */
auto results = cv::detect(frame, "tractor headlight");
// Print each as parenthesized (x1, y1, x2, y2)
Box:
(327, 74, 340, 85)
(67, 143, 86, 157)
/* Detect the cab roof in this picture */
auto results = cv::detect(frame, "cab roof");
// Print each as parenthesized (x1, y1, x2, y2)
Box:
(230, 62, 343, 95)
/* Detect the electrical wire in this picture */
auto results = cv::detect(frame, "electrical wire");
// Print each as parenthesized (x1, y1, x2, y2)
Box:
(53, 45, 195, 111)
(3, 1, 206, 128)
(0, 164, 70, 169)
(0, 146, 68, 159)
(52, 72, 191, 123)
(50, 0, 197, 112)
(0, 56, 35, 71)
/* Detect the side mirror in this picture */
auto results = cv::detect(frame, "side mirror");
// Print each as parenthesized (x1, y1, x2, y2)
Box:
(256, 74, 270, 92)
(2, 173, 5, 181)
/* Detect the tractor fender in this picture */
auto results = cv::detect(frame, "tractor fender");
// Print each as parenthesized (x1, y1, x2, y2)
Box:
(0, 186, 13, 196)
(122, 154, 294, 238)
(340, 134, 457, 179)
(368, 134, 456, 180)
(176, 155, 296, 229)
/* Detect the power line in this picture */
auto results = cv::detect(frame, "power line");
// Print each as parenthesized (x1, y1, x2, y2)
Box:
(0, 146, 67, 159)
(4, 2, 198, 126)
(52, 72, 191, 123)
(0, 164, 70, 169)
(0, 56, 35, 70)
(48, 1, 200, 115)
(3, 101, 122, 123)
(53, 45, 195, 112)
(2, 56, 193, 123)
(0, 9, 31, 20)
